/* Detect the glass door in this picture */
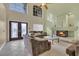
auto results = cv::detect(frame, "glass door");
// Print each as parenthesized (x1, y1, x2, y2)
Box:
(9, 21, 28, 41)
(11, 22, 18, 38)
(9, 21, 19, 40)
(21, 23, 27, 37)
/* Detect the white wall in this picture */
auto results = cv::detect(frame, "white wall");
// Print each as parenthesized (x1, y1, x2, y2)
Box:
(44, 3, 79, 40)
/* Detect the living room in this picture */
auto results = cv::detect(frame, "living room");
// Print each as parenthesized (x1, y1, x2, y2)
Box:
(0, 3, 79, 56)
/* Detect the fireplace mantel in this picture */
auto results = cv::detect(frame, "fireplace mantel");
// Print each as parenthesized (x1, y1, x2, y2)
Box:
(55, 27, 76, 31)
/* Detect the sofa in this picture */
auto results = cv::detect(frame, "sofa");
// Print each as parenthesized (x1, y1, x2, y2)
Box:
(23, 31, 51, 56)
(66, 41, 79, 56)
(31, 37, 51, 56)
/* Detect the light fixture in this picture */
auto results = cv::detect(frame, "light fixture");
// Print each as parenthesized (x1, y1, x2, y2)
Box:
(42, 3, 46, 6)
(39, 3, 48, 10)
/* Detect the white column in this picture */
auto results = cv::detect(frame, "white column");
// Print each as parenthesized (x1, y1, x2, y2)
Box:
(65, 14, 68, 28)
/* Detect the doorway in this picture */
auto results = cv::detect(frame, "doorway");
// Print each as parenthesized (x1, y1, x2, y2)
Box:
(9, 21, 28, 41)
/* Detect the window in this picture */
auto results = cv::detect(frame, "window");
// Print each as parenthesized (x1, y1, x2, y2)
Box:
(9, 3, 27, 13)
(33, 5, 42, 17)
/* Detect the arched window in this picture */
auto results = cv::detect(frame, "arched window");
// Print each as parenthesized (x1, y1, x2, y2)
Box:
(9, 3, 27, 13)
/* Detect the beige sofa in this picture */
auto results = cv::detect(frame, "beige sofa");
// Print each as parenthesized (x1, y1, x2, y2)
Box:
(31, 38, 51, 56)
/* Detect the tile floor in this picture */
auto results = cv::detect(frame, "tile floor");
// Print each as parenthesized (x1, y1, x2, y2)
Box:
(39, 41, 72, 56)
(0, 40, 71, 56)
(0, 40, 28, 56)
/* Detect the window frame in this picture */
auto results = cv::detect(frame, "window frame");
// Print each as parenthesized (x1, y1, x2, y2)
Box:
(9, 3, 27, 14)
(33, 5, 42, 17)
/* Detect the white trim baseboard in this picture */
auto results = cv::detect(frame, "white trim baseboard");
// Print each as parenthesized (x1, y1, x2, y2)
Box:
(0, 42, 6, 51)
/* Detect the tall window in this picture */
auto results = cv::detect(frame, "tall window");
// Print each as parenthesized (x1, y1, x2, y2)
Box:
(33, 5, 42, 17)
(9, 3, 27, 13)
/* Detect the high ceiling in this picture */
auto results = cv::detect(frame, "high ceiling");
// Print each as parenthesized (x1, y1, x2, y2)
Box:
(47, 3, 79, 16)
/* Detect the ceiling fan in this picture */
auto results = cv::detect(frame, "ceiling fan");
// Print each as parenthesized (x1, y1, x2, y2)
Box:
(39, 3, 48, 10)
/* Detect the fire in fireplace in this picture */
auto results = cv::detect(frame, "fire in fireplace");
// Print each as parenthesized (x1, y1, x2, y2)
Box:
(56, 31, 68, 37)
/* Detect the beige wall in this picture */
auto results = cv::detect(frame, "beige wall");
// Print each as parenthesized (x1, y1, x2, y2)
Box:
(4, 3, 46, 41)
(1, 3, 79, 42)
(0, 4, 6, 44)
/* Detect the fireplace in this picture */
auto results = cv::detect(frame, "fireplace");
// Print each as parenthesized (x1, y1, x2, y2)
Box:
(56, 31, 68, 37)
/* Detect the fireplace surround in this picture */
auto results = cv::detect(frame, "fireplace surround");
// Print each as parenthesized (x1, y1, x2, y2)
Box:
(56, 31, 68, 37)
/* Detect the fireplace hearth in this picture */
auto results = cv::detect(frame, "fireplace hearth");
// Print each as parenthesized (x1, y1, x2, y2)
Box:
(56, 31, 68, 37)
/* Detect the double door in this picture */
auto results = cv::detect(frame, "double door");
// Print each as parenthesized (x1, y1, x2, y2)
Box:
(9, 21, 28, 41)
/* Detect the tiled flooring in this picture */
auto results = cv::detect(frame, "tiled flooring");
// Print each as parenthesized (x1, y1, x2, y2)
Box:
(0, 40, 71, 56)
(39, 44, 68, 56)
(0, 40, 29, 56)
(39, 41, 72, 56)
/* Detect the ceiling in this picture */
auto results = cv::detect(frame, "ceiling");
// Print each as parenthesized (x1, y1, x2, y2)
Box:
(47, 3, 79, 16)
